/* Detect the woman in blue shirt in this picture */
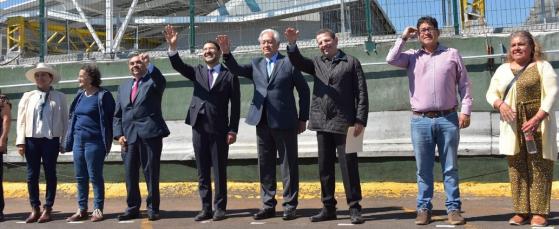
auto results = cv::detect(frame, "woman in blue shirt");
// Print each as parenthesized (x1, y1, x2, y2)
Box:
(65, 64, 115, 222)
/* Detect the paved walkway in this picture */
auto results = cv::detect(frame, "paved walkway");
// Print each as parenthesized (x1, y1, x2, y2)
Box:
(1, 195, 558, 229)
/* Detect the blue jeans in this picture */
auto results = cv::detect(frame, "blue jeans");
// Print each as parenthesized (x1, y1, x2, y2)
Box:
(411, 112, 461, 212)
(25, 137, 59, 208)
(73, 134, 106, 210)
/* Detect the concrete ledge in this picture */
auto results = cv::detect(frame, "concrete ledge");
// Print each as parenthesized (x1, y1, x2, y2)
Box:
(4, 111, 557, 162)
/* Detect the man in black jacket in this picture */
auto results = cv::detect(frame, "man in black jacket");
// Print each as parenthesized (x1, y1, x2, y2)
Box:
(285, 27, 368, 224)
(164, 25, 240, 221)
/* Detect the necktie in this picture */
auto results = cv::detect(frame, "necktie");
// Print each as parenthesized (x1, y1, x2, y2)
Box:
(131, 79, 139, 103)
(266, 60, 273, 78)
(208, 68, 214, 88)
(38, 90, 50, 120)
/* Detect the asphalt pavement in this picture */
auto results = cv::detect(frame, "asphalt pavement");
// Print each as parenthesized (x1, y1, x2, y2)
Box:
(0, 193, 557, 229)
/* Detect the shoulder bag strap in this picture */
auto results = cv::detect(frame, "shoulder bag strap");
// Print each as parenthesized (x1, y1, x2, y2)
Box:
(502, 63, 530, 100)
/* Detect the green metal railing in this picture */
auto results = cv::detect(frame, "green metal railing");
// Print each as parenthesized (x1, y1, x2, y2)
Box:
(4, 0, 558, 63)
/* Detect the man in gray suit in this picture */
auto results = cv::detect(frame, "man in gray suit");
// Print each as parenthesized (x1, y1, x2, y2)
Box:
(113, 53, 170, 221)
(217, 29, 310, 220)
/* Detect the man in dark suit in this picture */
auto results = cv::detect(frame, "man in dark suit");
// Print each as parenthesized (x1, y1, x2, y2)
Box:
(217, 29, 310, 221)
(285, 28, 368, 224)
(113, 53, 170, 221)
(164, 25, 240, 221)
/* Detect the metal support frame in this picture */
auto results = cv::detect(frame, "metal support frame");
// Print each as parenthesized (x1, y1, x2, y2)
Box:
(6, 17, 25, 55)
(105, 0, 113, 54)
(71, 0, 105, 52)
(340, 0, 346, 37)
(442, 0, 447, 26)
(189, 0, 195, 53)
(113, 0, 138, 51)
(364, 0, 376, 54)
(39, 0, 46, 62)
(540, 0, 547, 25)
(452, 0, 460, 35)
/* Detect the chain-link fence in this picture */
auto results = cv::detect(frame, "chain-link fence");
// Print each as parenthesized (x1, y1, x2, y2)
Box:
(0, 0, 558, 64)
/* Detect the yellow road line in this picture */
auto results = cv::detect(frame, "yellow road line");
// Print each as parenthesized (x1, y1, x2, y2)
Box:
(4, 181, 559, 199)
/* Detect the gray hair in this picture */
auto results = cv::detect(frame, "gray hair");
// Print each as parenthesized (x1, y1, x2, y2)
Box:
(258, 29, 280, 45)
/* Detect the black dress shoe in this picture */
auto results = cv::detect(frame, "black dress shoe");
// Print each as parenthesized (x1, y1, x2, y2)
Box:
(349, 208, 364, 224)
(212, 209, 226, 221)
(253, 208, 275, 220)
(194, 210, 213, 221)
(148, 213, 160, 221)
(282, 209, 297, 220)
(117, 212, 139, 221)
(309, 207, 337, 222)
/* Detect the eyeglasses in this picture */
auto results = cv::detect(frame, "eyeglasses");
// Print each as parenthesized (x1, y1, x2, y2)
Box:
(419, 28, 437, 34)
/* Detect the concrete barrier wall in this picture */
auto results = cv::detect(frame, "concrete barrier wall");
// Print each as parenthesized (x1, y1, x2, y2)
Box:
(4, 110, 553, 162)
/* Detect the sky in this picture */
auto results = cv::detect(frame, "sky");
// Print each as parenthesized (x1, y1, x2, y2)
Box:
(1, 0, 537, 31)
(376, 0, 535, 32)
(0, 0, 32, 10)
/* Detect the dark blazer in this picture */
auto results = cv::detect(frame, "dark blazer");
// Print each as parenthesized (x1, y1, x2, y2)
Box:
(65, 88, 115, 154)
(113, 65, 170, 144)
(169, 53, 240, 134)
(223, 53, 310, 130)
(287, 45, 369, 134)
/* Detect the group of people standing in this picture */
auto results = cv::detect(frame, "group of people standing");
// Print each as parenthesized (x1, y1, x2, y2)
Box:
(1, 15, 556, 227)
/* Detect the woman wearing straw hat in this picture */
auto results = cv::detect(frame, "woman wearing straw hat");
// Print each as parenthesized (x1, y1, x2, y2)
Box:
(16, 62, 68, 223)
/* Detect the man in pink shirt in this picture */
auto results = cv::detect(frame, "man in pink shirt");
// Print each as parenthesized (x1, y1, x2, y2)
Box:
(386, 16, 472, 226)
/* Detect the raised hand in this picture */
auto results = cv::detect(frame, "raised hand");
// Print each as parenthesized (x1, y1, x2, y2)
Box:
(164, 24, 179, 51)
(402, 26, 417, 40)
(140, 53, 150, 66)
(216, 35, 231, 54)
(284, 27, 299, 44)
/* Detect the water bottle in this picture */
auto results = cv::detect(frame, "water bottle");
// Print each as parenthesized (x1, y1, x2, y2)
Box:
(524, 131, 538, 154)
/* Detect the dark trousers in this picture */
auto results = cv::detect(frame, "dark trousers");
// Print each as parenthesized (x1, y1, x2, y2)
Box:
(256, 123, 299, 210)
(316, 131, 362, 210)
(25, 137, 60, 208)
(192, 119, 229, 211)
(122, 137, 162, 215)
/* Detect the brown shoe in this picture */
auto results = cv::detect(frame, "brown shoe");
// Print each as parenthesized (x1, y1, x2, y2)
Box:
(531, 214, 548, 227)
(25, 207, 41, 223)
(90, 209, 104, 222)
(414, 209, 431, 225)
(37, 207, 52, 223)
(508, 214, 529, 225)
(66, 209, 88, 222)
(448, 210, 466, 225)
